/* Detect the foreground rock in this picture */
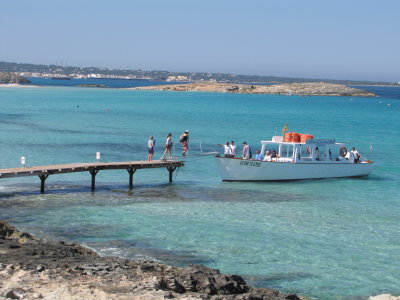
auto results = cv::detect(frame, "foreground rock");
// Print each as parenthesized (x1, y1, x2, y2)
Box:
(369, 295, 400, 300)
(0, 72, 30, 84)
(133, 82, 375, 97)
(0, 221, 306, 300)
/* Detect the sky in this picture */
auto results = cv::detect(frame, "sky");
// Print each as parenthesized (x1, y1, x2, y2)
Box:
(0, 0, 399, 82)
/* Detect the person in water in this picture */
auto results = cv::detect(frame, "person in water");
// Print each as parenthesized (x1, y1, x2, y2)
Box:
(162, 133, 173, 160)
(180, 130, 189, 156)
(148, 136, 155, 161)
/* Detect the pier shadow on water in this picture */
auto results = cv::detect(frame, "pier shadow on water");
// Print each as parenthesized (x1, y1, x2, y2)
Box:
(0, 181, 310, 205)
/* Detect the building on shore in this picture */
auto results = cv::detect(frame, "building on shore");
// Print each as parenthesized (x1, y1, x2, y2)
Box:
(166, 75, 189, 82)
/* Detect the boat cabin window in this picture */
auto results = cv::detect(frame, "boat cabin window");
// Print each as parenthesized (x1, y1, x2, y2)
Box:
(299, 145, 312, 161)
(328, 147, 337, 161)
(314, 146, 326, 161)
(279, 144, 294, 158)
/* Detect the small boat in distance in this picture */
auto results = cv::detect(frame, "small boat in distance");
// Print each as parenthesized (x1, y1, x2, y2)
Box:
(51, 76, 71, 80)
(215, 133, 374, 181)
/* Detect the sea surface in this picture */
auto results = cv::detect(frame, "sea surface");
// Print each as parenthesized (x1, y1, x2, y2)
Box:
(0, 84, 399, 299)
(24, 77, 184, 88)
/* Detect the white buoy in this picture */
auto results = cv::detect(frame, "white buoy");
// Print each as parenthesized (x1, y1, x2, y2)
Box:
(20, 156, 26, 167)
(96, 152, 101, 162)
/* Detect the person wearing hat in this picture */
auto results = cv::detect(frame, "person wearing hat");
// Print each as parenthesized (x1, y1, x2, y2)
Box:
(179, 130, 189, 156)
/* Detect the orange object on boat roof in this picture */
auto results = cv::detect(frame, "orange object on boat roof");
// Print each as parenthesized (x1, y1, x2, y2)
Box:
(284, 132, 292, 142)
(300, 134, 314, 143)
(292, 132, 301, 143)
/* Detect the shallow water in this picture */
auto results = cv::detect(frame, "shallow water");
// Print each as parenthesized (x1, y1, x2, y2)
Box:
(0, 86, 399, 299)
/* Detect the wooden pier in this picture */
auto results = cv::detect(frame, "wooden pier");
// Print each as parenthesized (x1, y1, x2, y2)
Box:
(0, 160, 184, 193)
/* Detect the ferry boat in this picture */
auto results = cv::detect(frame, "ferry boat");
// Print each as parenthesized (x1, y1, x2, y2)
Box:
(215, 134, 374, 181)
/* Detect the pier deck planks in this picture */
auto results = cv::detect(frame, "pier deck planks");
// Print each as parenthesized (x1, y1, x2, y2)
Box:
(0, 160, 184, 192)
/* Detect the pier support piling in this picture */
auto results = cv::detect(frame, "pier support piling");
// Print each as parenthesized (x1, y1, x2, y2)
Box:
(38, 174, 49, 194)
(90, 170, 99, 191)
(167, 167, 177, 183)
(127, 168, 137, 189)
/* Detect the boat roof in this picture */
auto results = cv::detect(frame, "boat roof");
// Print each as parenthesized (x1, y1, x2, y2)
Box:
(261, 136, 345, 146)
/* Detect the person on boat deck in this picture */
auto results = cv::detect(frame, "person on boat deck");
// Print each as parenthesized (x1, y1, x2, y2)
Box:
(217, 142, 231, 158)
(161, 133, 173, 160)
(230, 141, 237, 158)
(263, 150, 272, 161)
(255, 150, 264, 161)
(271, 150, 279, 159)
(148, 136, 155, 162)
(180, 130, 189, 156)
(242, 142, 252, 159)
(345, 150, 355, 163)
(315, 147, 320, 161)
(351, 147, 362, 163)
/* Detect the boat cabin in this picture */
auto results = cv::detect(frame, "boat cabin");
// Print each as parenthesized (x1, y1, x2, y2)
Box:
(260, 136, 349, 163)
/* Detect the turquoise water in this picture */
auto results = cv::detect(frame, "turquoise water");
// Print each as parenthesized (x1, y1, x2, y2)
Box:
(0, 86, 399, 299)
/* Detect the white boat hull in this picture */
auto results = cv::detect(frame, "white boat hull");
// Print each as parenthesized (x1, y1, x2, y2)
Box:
(215, 157, 374, 181)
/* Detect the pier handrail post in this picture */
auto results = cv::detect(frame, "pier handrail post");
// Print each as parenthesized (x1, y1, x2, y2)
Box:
(89, 169, 99, 191)
(127, 168, 137, 189)
(38, 174, 49, 194)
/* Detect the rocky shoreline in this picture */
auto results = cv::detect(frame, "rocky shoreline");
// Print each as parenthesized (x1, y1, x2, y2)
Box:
(0, 72, 30, 84)
(133, 82, 376, 97)
(0, 221, 307, 300)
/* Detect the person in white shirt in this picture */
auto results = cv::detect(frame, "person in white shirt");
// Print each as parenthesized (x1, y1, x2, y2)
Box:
(351, 147, 362, 163)
(217, 142, 231, 157)
(345, 151, 355, 163)
(230, 141, 237, 158)
(263, 151, 272, 161)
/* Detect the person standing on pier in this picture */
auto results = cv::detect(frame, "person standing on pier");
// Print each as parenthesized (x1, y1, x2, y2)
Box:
(162, 133, 173, 160)
(148, 136, 155, 161)
(179, 130, 189, 156)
